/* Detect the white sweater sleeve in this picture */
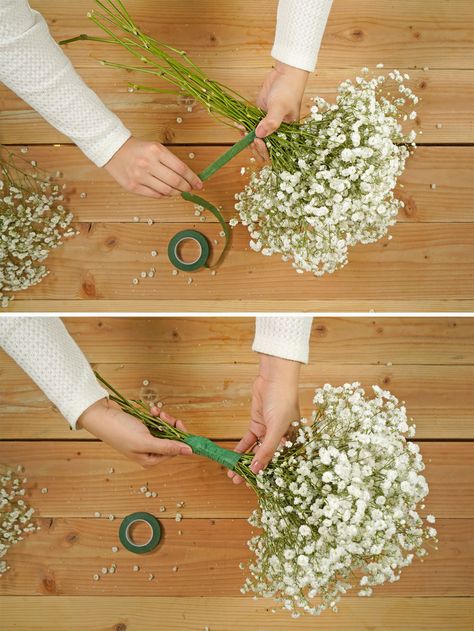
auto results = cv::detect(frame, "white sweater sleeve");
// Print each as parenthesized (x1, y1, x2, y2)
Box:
(253, 316, 313, 363)
(0, 317, 107, 429)
(272, 0, 333, 72)
(0, 0, 131, 167)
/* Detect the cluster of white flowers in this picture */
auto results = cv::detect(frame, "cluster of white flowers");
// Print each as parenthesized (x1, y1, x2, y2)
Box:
(1, 465, 40, 576)
(241, 382, 437, 617)
(235, 68, 418, 275)
(0, 150, 77, 308)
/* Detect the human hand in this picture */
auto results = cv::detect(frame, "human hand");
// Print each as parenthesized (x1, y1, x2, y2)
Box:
(253, 61, 309, 161)
(76, 398, 193, 467)
(104, 136, 203, 198)
(227, 354, 301, 484)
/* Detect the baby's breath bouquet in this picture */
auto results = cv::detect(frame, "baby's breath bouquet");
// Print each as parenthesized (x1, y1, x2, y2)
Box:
(0, 147, 76, 308)
(241, 382, 437, 617)
(237, 70, 418, 274)
(97, 374, 437, 618)
(61, 1, 418, 275)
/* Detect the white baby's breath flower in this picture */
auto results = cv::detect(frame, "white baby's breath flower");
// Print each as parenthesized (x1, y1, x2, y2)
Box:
(242, 382, 435, 618)
(0, 465, 40, 577)
(0, 150, 77, 307)
(236, 69, 417, 275)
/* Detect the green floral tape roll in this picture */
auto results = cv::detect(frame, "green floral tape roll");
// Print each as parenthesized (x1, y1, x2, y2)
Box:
(183, 435, 242, 470)
(172, 130, 256, 272)
(167, 229, 210, 271)
(119, 511, 162, 554)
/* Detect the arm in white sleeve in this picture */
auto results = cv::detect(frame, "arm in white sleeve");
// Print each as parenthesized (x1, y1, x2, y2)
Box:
(272, 0, 333, 72)
(0, 0, 131, 166)
(0, 317, 107, 429)
(253, 316, 313, 364)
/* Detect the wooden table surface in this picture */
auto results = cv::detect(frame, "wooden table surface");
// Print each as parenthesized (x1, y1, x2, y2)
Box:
(1, 316, 473, 629)
(1, 0, 473, 311)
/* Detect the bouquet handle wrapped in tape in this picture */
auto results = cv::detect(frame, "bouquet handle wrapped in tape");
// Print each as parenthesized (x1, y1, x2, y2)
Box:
(95, 372, 254, 480)
(96, 371, 438, 619)
(182, 435, 242, 470)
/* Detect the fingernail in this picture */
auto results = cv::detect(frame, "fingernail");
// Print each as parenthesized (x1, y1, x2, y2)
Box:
(250, 460, 261, 473)
(180, 447, 193, 455)
(196, 181, 203, 189)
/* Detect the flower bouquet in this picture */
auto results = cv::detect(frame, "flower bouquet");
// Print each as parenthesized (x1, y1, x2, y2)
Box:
(0, 147, 76, 308)
(60, 0, 418, 275)
(96, 373, 437, 618)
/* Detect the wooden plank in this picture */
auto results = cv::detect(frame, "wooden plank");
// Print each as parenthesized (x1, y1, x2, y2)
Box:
(2, 146, 471, 224)
(8, 298, 474, 311)
(0, 442, 471, 518)
(2, 69, 473, 145)
(2, 223, 472, 310)
(1, 597, 472, 631)
(0, 517, 470, 596)
(1, 317, 471, 366)
(0, 363, 472, 440)
(30, 0, 474, 69)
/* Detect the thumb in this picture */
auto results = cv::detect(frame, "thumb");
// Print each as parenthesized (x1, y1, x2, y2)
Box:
(255, 105, 286, 138)
(250, 428, 282, 474)
(142, 436, 193, 457)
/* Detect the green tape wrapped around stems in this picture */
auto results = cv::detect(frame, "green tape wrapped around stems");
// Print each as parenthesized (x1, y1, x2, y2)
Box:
(183, 435, 242, 470)
(95, 372, 251, 477)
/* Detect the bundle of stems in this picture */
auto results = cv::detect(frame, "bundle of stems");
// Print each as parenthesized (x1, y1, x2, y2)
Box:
(1, 147, 51, 197)
(95, 372, 259, 492)
(59, 0, 314, 172)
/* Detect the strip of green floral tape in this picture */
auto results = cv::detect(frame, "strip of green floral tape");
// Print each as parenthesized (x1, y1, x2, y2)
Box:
(197, 130, 256, 182)
(179, 130, 256, 269)
(183, 435, 242, 470)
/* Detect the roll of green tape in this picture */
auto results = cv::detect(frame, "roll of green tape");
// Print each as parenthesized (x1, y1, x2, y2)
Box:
(170, 130, 257, 272)
(168, 229, 210, 271)
(119, 511, 161, 554)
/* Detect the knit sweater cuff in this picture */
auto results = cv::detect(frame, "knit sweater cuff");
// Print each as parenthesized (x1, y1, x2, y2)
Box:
(0, 0, 132, 168)
(82, 123, 132, 168)
(65, 381, 108, 431)
(0, 317, 108, 430)
(271, 0, 333, 72)
(252, 317, 313, 364)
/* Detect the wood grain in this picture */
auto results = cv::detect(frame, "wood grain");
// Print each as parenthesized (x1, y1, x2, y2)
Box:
(0, 317, 470, 364)
(0, 517, 470, 596)
(1, 597, 472, 631)
(1, 363, 472, 439)
(1, 317, 470, 365)
(2, 69, 473, 145)
(2, 0, 473, 311)
(0, 0, 473, 625)
(0, 442, 471, 519)
(2, 223, 472, 311)
(29, 0, 474, 69)
(2, 146, 471, 223)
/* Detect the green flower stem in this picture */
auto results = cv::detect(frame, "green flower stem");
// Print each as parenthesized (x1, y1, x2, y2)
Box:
(95, 372, 259, 482)
(59, 0, 315, 172)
